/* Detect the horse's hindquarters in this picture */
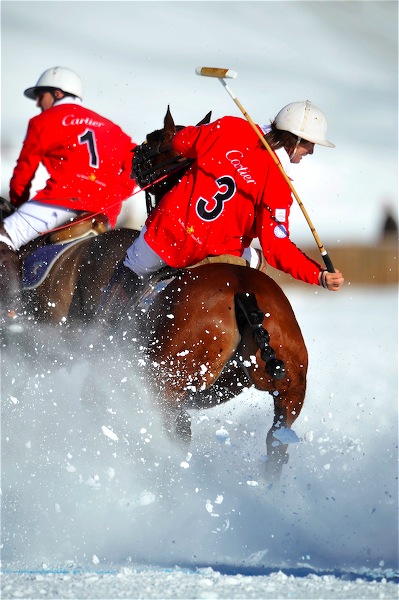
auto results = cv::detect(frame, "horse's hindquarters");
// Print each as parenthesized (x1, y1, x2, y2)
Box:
(146, 267, 242, 408)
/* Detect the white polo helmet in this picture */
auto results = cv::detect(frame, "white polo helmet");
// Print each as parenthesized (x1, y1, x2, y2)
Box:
(274, 100, 335, 148)
(24, 66, 83, 100)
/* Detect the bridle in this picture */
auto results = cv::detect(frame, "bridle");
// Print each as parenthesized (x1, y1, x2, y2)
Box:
(131, 131, 192, 215)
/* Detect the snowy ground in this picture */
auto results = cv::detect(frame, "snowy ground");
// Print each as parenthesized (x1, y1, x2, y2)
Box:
(1, 285, 397, 598)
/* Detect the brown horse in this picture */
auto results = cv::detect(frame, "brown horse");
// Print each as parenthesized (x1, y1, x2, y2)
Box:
(0, 209, 138, 379)
(107, 107, 309, 480)
(125, 261, 307, 480)
(0, 198, 136, 326)
(18, 220, 138, 325)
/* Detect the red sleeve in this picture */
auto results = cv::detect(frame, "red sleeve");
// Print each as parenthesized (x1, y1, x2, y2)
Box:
(256, 164, 323, 286)
(262, 232, 323, 285)
(9, 120, 42, 207)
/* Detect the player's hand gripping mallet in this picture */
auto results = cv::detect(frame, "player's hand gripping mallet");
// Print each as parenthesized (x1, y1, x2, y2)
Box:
(195, 67, 335, 273)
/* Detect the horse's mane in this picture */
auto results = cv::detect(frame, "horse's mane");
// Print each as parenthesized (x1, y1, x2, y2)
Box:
(132, 107, 212, 214)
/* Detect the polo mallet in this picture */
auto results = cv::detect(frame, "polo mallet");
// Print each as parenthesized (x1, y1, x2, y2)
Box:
(195, 67, 335, 273)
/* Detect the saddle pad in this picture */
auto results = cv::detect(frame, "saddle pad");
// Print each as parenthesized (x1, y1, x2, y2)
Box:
(22, 239, 83, 290)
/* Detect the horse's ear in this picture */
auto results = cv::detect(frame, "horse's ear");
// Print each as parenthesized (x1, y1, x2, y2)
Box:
(197, 111, 212, 126)
(164, 105, 176, 133)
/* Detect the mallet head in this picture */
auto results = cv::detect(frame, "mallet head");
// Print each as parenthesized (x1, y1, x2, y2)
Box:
(195, 67, 237, 79)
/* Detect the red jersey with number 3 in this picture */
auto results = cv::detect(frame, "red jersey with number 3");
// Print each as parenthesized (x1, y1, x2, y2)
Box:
(10, 102, 136, 227)
(144, 116, 322, 285)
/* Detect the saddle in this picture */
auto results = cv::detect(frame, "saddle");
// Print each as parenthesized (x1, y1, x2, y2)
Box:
(187, 254, 247, 269)
(45, 212, 109, 244)
(22, 212, 109, 289)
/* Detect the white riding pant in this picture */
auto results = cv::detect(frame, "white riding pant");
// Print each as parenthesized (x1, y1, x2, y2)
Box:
(124, 226, 167, 277)
(242, 245, 262, 269)
(0, 201, 79, 251)
(124, 227, 263, 278)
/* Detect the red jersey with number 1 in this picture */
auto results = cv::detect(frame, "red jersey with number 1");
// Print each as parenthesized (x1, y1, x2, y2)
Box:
(144, 116, 322, 285)
(10, 102, 136, 227)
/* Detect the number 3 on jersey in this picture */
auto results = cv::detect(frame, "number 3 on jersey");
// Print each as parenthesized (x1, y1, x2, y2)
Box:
(196, 176, 236, 221)
(78, 129, 99, 168)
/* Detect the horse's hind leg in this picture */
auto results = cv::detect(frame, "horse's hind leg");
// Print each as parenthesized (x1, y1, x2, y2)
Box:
(233, 289, 305, 480)
(264, 369, 307, 481)
(161, 404, 192, 449)
(236, 289, 308, 481)
(148, 284, 240, 451)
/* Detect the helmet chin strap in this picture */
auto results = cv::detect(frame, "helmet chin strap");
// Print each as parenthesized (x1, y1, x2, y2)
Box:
(289, 100, 312, 160)
(288, 136, 302, 161)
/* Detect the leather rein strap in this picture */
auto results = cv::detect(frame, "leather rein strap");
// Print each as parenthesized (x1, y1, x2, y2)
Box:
(132, 141, 192, 215)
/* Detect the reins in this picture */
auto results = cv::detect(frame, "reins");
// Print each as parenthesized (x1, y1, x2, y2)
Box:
(48, 126, 193, 235)
(39, 159, 189, 238)
(132, 138, 192, 215)
(132, 139, 191, 187)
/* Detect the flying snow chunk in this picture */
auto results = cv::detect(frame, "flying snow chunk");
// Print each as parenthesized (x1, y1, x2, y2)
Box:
(205, 500, 220, 517)
(92, 555, 100, 565)
(177, 350, 190, 357)
(139, 491, 156, 506)
(216, 427, 229, 442)
(106, 467, 115, 479)
(272, 427, 300, 444)
(304, 430, 314, 443)
(101, 425, 118, 441)
(205, 500, 213, 513)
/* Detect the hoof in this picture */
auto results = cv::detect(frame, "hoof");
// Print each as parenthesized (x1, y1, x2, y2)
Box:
(264, 450, 290, 482)
(272, 427, 300, 445)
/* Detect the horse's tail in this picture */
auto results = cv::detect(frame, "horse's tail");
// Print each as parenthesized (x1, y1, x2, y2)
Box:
(234, 292, 286, 381)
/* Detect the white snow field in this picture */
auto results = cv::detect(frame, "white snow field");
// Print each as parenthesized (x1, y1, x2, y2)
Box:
(1, 285, 398, 598)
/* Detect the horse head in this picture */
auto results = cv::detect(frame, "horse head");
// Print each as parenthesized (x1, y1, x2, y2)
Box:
(132, 106, 212, 213)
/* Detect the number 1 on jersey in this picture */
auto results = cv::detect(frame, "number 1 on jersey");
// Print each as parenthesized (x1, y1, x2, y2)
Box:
(78, 129, 99, 168)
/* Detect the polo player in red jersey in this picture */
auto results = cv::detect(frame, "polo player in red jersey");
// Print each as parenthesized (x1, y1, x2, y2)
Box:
(101, 101, 344, 321)
(0, 66, 136, 331)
